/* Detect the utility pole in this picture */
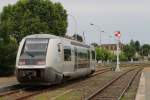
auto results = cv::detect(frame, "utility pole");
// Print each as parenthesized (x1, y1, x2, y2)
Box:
(90, 23, 104, 47)
(82, 31, 86, 44)
(68, 13, 78, 40)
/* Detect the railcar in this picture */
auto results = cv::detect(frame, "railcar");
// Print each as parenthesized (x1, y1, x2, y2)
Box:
(15, 34, 96, 85)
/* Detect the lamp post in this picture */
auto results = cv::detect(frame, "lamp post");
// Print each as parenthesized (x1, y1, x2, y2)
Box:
(90, 23, 104, 47)
(68, 14, 78, 40)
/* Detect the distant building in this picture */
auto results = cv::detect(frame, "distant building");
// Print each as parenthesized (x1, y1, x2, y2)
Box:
(101, 43, 124, 55)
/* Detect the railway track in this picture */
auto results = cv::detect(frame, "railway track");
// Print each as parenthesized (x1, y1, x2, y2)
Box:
(0, 85, 59, 100)
(92, 68, 112, 76)
(0, 68, 112, 100)
(85, 67, 143, 100)
(0, 83, 25, 95)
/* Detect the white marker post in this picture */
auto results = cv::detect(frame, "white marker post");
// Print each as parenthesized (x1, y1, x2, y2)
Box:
(114, 31, 121, 72)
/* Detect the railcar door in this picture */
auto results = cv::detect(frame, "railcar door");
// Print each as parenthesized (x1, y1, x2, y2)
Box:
(74, 47, 78, 71)
(90, 50, 96, 70)
(87, 50, 90, 67)
(63, 46, 73, 72)
(57, 43, 64, 71)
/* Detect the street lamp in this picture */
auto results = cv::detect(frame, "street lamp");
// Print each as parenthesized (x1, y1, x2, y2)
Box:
(68, 13, 78, 40)
(90, 23, 104, 47)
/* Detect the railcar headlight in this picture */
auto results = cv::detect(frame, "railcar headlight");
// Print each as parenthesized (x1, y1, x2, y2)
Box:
(37, 59, 46, 65)
(18, 59, 26, 65)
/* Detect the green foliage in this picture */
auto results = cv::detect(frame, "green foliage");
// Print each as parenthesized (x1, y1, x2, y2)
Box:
(123, 40, 141, 61)
(123, 44, 136, 60)
(96, 47, 128, 62)
(0, 0, 68, 42)
(119, 52, 128, 61)
(0, 37, 18, 67)
(72, 34, 83, 42)
(0, 37, 18, 76)
(129, 40, 140, 53)
(130, 40, 135, 47)
(109, 52, 116, 62)
(91, 43, 98, 47)
(135, 41, 140, 52)
(0, 66, 15, 76)
(140, 44, 150, 56)
(96, 47, 115, 62)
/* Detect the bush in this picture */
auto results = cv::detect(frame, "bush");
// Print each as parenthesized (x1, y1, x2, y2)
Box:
(96, 47, 116, 62)
(119, 52, 128, 61)
(0, 66, 15, 76)
(0, 37, 18, 76)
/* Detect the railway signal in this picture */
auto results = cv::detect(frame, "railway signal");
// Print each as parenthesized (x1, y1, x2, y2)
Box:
(114, 31, 121, 39)
(114, 31, 121, 72)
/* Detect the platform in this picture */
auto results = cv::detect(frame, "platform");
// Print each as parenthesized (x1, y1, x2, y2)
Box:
(136, 67, 150, 100)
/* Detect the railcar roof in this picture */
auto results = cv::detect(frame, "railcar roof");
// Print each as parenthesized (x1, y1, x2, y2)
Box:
(24, 34, 80, 42)
(24, 34, 94, 49)
(24, 34, 59, 39)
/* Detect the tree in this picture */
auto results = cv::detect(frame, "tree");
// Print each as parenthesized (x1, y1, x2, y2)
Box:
(72, 34, 83, 42)
(135, 41, 140, 52)
(0, 37, 17, 66)
(95, 47, 115, 62)
(0, 36, 18, 76)
(123, 44, 136, 60)
(91, 43, 98, 47)
(119, 52, 128, 61)
(130, 40, 135, 47)
(129, 40, 141, 53)
(140, 44, 150, 56)
(0, 0, 68, 43)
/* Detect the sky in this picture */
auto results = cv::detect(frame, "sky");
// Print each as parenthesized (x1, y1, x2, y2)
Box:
(0, 0, 150, 45)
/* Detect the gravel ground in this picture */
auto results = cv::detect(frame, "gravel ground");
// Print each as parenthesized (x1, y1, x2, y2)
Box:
(29, 67, 132, 100)
(121, 69, 142, 100)
(0, 64, 145, 100)
(91, 68, 142, 100)
(0, 76, 17, 86)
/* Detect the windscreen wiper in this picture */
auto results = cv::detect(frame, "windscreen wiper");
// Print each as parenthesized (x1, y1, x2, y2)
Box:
(25, 51, 34, 57)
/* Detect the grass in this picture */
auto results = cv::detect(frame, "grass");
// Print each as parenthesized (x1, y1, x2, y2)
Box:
(54, 90, 82, 100)
(32, 88, 83, 100)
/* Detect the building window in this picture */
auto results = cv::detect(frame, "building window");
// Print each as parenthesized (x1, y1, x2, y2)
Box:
(64, 46, 71, 61)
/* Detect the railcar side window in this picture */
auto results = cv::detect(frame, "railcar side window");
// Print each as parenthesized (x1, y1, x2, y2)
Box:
(92, 51, 95, 60)
(77, 48, 90, 68)
(64, 46, 71, 61)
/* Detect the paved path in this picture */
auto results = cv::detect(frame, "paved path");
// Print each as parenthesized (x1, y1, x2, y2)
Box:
(0, 76, 17, 87)
(136, 67, 150, 100)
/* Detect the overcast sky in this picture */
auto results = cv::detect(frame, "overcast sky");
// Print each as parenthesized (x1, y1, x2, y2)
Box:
(0, 0, 150, 44)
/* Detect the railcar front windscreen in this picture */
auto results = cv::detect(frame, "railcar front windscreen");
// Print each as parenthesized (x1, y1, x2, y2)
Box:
(18, 38, 49, 65)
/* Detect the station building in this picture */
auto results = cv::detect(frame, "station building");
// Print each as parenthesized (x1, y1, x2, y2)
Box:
(101, 43, 124, 55)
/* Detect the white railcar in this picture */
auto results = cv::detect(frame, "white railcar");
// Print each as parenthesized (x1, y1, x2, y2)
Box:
(15, 34, 96, 85)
